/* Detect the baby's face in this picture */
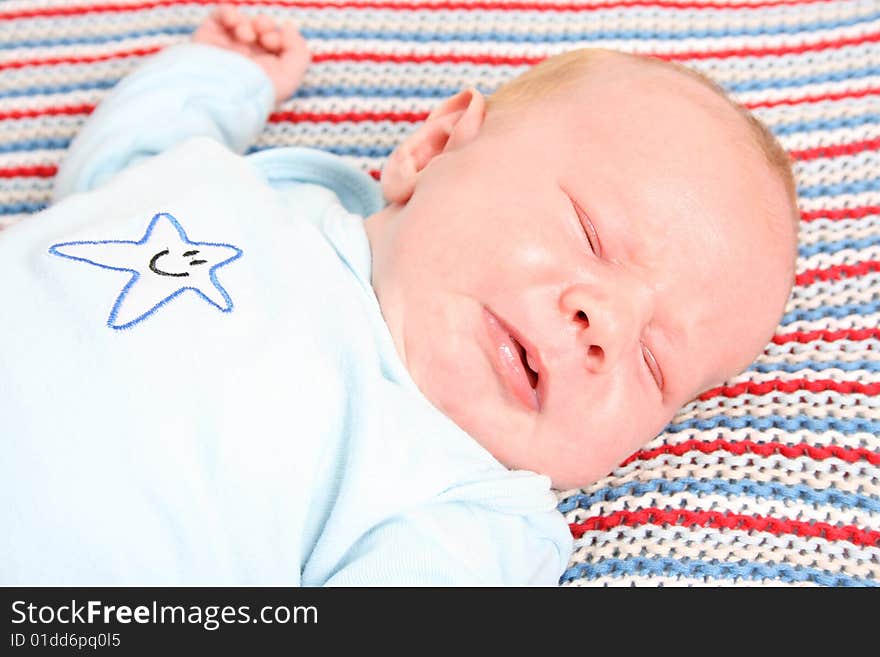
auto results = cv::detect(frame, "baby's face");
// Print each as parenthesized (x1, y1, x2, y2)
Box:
(365, 56, 795, 490)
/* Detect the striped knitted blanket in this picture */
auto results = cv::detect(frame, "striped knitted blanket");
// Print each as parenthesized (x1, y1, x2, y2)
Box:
(1, 0, 877, 586)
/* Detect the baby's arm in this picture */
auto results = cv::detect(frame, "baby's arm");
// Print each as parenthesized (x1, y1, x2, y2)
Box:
(51, 5, 310, 203)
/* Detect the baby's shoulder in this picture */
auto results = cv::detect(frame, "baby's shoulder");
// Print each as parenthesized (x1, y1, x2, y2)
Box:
(245, 145, 385, 219)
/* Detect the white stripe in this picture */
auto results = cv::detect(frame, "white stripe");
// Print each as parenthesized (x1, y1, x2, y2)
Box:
(675, 393, 880, 424)
(780, 123, 880, 153)
(593, 451, 880, 495)
(776, 309, 879, 336)
(795, 244, 880, 274)
(754, 91, 880, 127)
(736, 75, 880, 108)
(799, 215, 880, 245)
(788, 270, 880, 309)
(763, 337, 880, 357)
(561, 488, 880, 534)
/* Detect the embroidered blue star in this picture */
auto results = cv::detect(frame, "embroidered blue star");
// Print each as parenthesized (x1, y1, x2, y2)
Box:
(49, 212, 243, 329)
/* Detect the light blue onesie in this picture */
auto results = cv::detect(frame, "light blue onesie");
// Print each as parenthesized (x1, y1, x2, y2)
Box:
(0, 43, 573, 585)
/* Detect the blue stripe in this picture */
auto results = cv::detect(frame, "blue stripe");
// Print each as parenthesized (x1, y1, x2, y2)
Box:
(556, 477, 880, 515)
(0, 201, 47, 214)
(0, 26, 194, 50)
(0, 137, 71, 154)
(559, 556, 877, 586)
(723, 65, 880, 93)
(245, 143, 390, 158)
(2, 65, 879, 103)
(798, 232, 880, 257)
(748, 359, 880, 374)
(0, 78, 117, 100)
(775, 113, 880, 137)
(781, 300, 880, 325)
(2, 11, 878, 51)
(662, 413, 879, 434)
(797, 178, 880, 199)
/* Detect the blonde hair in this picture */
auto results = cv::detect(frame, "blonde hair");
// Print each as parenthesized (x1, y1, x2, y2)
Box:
(485, 48, 800, 268)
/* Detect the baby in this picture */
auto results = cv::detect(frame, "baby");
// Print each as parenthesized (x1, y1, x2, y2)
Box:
(0, 5, 798, 585)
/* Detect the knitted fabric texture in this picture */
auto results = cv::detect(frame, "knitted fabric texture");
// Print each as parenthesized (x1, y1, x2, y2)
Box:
(1, 0, 877, 587)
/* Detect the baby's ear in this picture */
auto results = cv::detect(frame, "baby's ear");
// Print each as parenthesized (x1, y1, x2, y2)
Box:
(381, 87, 485, 205)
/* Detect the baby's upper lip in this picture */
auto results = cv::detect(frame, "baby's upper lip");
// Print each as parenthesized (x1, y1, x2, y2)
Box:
(487, 308, 546, 403)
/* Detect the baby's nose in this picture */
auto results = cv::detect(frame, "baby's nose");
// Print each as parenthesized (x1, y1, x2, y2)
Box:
(558, 281, 648, 374)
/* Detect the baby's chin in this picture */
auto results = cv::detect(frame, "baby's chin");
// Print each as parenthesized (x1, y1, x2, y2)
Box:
(504, 409, 682, 491)
(436, 398, 609, 490)
(431, 378, 664, 490)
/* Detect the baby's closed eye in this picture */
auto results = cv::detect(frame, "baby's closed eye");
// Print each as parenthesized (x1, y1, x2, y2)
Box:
(567, 192, 602, 256)
(641, 343, 664, 392)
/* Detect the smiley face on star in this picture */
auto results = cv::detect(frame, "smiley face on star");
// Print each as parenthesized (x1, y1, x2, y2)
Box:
(49, 213, 243, 329)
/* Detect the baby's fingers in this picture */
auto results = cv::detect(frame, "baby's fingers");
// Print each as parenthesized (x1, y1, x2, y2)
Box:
(279, 21, 308, 55)
(217, 4, 240, 29)
(252, 14, 276, 34)
(260, 30, 282, 53)
(251, 14, 282, 52)
(234, 20, 256, 43)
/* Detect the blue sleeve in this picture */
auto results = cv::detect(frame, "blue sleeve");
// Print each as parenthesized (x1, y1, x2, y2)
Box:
(322, 503, 572, 586)
(51, 42, 275, 203)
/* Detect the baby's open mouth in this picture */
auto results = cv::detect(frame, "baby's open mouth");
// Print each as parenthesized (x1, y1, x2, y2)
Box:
(482, 307, 542, 412)
(513, 337, 539, 389)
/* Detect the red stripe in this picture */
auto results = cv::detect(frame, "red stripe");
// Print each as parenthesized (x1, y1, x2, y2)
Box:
(790, 137, 880, 163)
(0, 104, 97, 121)
(3, 30, 879, 71)
(0, 105, 423, 124)
(0, 165, 58, 178)
(795, 259, 880, 287)
(0, 46, 162, 72)
(744, 86, 880, 110)
(0, 0, 839, 22)
(773, 326, 880, 345)
(269, 109, 428, 123)
(569, 508, 880, 548)
(801, 205, 879, 222)
(622, 438, 880, 467)
(697, 377, 880, 401)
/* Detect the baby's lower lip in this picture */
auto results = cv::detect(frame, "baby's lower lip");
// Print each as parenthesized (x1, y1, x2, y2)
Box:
(482, 307, 540, 412)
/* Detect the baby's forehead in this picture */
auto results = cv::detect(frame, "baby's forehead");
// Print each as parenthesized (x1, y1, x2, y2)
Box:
(530, 53, 751, 144)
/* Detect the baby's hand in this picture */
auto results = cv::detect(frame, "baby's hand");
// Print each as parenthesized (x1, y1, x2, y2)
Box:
(192, 4, 311, 105)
